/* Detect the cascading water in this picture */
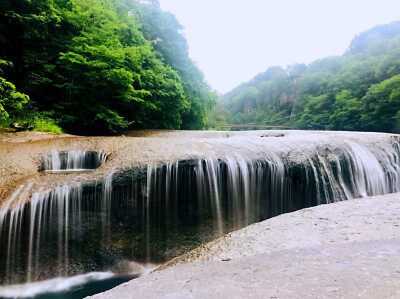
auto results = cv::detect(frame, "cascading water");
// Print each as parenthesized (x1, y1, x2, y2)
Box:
(41, 150, 108, 172)
(1, 138, 400, 295)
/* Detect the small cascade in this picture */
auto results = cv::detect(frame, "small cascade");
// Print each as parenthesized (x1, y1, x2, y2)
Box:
(1, 140, 400, 286)
(102, 169, 114, 243)
(0, 180, 117, 284)
(41, 150, 108, 172)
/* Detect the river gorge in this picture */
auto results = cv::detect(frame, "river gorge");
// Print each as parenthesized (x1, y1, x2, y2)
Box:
(0, 130, 400, 297)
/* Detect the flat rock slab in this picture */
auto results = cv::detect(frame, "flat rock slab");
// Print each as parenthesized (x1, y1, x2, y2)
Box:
(163, 193, 400, 265)
(91, 240, 400, 298)
(1, 129, 399, 205)
(90, 193, 400, 298)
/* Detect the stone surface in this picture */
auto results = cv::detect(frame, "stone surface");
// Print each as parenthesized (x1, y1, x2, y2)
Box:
(1, 129, 399, 207)
(90, 193, 400, 298)
(2, 130, 400, 297)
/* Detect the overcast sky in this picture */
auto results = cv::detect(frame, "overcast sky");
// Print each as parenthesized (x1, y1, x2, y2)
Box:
(158, 0, 400, 94)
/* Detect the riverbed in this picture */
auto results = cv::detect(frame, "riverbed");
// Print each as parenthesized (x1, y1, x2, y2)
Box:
(1, 130, 400, 297)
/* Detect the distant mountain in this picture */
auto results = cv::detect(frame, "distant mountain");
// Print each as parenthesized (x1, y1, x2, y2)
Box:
(210, 21, 400, 133)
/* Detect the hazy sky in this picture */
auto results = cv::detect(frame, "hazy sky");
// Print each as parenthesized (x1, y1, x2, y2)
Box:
(158, 0, 400, 94)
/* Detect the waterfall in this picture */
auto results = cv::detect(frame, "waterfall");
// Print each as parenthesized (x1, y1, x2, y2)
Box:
(0, 181, 111, 284)
(41, 150, 107, 171)
(1, 140, 400, 285)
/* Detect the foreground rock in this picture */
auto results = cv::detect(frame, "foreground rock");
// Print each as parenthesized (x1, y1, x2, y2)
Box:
(90, 193, 400, 298)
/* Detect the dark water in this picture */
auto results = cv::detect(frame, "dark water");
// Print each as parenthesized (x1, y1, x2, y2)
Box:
(0, 274, 136, 299)
(30, 276, 133, 299)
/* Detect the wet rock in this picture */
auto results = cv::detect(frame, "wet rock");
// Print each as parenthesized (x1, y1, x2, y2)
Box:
(10, 122, 34, 131)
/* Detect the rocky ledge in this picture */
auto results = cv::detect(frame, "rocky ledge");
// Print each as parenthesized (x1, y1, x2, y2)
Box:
(90, 192, 400, 298)
(1, 129, 399, 208)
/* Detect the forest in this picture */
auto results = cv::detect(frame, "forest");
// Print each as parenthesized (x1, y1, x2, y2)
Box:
(211, 21, 400, 133)
(2, 1, 400, 135)
(0, 0, 216, 134)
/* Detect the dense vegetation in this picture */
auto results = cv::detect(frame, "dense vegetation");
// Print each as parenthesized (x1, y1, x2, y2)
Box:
(212, 21, 400, 133)
(0, 0, 215, 134)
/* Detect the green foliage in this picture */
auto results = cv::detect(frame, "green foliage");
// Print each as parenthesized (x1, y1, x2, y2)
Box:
(294, 94, 334, 130)
(0, 60, 29, 119)
(128, 0, 216, 129)
(361, 75, 400, 132)
(0, 111, 63, 134)
(0, 77, 29, 119)
(31, 113, 63, 134)
(0, 0, 215, 134)
(206, 101, 231, 129)
(329, 90, 361, 130)
(217, 21, 400, 133)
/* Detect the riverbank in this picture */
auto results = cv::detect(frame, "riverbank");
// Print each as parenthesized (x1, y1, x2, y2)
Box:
(90, 192, 400, 298)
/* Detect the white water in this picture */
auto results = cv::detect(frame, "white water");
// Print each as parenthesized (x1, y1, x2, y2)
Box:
(42, 150, 107, 171)
(144, 140, 400, 233)
(1, 138, 400, 286)
(1, 184, 85, 283)
(0, 261, 158, 298)
(0, 272, 115, 298)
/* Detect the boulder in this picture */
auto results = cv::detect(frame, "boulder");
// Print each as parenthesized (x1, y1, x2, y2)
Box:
(10, 122, 34, 131)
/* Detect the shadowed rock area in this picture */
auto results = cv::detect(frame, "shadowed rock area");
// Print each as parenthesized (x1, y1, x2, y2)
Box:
(90, 193, 400, 298)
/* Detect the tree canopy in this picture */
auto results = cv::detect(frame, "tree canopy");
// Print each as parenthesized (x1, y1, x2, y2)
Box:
(0, 0, 215, 134)
(0, 60, 29, 120)
(215, 21, 400, 133)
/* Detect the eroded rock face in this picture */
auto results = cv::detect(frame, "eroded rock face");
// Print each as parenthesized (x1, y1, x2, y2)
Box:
(1, 130, 400, 286)
(1, 130, 399, 206)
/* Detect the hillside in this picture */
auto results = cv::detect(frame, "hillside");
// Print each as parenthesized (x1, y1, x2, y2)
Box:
(212, 21, 400, 133)
(0, 0, 216, 134)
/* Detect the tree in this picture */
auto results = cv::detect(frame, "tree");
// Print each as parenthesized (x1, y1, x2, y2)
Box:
(128, 0, 216, 129)
(361, 75, 400, 132)
(294, 94, 334, 130)
(0, 60, 29, 119)
(329, 90, 361, 131)
(0, 0, 215, 134)
(215, 21, 400, 133)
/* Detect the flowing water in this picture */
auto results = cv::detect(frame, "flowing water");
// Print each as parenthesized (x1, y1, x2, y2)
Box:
(0, 272, 136, 299)
(41, 150, 108, 172)
(1, 136, 400, 297)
